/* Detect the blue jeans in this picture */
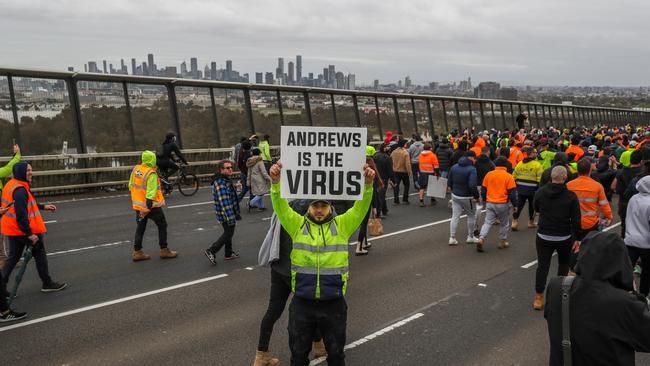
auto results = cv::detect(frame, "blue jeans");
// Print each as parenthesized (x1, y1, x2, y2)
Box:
(251, 195, 265, 209)
(238, 173, 250, 202)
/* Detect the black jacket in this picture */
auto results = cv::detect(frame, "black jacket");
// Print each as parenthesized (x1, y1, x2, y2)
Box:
(158, 140, 187, 164)
(474, 154, 495, 186)
(435, 143, 454, 171)
(533, 183, 581, 238)
(372, 152, 394, 183)
(616, 166, 641, 205)
(545, 232, 650, 366)
(540, 165, 576, 187)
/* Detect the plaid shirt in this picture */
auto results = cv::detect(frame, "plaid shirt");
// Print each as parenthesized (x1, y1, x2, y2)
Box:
(212, 175, 240, 225)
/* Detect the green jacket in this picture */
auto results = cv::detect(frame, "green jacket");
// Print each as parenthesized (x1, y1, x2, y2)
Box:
(539, 150, 556, 171)
(259, 140, 271, 162)
(271, 182, 373, 300)
(128, 150, 159, 200)
(619, 148, 635, 167)
(0, 152, 21, 191)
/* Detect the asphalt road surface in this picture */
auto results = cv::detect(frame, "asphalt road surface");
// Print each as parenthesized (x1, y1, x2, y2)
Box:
(1, 188, 647, 365)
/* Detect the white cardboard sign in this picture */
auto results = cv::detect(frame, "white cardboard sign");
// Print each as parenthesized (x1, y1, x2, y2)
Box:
(280, 126, 367, 200)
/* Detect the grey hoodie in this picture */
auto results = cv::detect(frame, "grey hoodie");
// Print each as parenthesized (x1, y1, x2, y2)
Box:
(408, 141, 424, 163)
(624, 176, 650, 249)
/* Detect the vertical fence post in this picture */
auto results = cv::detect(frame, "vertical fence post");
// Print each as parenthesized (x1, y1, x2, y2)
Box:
(122, 81, 137, 150)
(479, 101, 487, 130)
(166, 84, 182, 148)
(393, 96, 402, 132)
(330, 94, 338, 127)
(302, 91, 313, 126)
(454, 100, 462, 131)
(351, 94, 361, 127)
(410, 98, 418, 134)
(441, 100, 449, 133)
(499, 103, 506, 130)
(7, 75, 22, 146)
(276, 90, 285, 125)
(374, 96, 383, 138)
(208, 87, 222, 147)
(243, 88, 256, 134)
(425, 99, 435, 136)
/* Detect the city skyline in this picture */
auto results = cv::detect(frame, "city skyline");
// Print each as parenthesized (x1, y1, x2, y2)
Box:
(1, 0, 650, 87)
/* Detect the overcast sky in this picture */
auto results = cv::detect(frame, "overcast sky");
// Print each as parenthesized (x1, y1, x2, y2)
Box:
(1, 0, 649, 86)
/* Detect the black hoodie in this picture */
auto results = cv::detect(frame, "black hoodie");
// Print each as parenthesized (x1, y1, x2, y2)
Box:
(533, 182, 581, 238)
(10, 162, 44, 236)
(474, 154, 495, 186)
(545, 232, 650, 366)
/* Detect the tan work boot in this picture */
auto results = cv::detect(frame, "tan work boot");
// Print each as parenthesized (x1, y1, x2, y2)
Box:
(312, 340, 327, 358)
(533, 293, 544, 310)
(528, 219, 538, 228)
(476, 238, 485, 253)
(132, 250, 151, 262)
(252, 351, 280, 366)
(160, 248, 178, 259)
(498, 240, 510, 249)
(511, 219, 519, 231)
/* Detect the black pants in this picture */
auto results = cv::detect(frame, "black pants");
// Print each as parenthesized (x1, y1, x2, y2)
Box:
(627, 246, 650, 296)
(258, 269, 321, 352)
(377, 185, 388, 215)
(513, 193, 535, 220)
(134, 208, 168, 251)
(357, 207, 372, 244)
(393, 172, 410, 203)
(0, 269, 9, 312)
(209, 223, 235, 257)
(289, 296, 347, 366)
(535, 236, 572, 293)
(157, 159, 177, 179)
(619, 204, 628, 238)
(2, 235, 52, 288)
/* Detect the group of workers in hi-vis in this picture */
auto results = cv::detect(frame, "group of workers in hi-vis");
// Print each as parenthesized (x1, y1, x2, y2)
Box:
(2, 122, 650, 366)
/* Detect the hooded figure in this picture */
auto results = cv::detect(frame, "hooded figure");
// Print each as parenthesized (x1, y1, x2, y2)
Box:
(590, 156, 616, 201)
(545, 231, 650, 366)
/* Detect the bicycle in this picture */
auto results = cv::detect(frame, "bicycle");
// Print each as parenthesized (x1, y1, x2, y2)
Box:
(160, 163, 199, 196)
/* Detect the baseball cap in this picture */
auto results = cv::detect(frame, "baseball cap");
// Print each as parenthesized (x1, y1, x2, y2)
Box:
(588, 145, 597, 154)
(630, 140, 639, 147)
(309, 199, 331, 206)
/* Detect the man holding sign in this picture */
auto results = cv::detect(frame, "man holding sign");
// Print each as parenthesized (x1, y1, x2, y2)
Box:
(270, 126, 374, 366)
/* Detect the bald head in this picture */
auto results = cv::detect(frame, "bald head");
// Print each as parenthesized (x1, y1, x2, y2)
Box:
(551, 166, 568, 184)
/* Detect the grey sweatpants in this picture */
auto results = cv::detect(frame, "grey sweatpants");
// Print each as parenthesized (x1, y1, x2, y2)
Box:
(450, 196, 477, 238)
(479, 202, 510, 240)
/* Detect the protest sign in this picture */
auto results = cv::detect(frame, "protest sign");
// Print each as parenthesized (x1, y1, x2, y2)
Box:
(280, 126, 367, 200)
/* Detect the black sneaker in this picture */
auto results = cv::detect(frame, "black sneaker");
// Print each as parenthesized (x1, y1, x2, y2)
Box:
(0, 310, 27, 323)
(224, 252, 240, 260)
(204, 249, 216, 265)
(41, 282, 67, 293)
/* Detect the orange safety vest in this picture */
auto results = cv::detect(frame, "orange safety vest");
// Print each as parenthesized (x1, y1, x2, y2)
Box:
(130, 164, 165, 211)
(1, 179, 47, 236)
(566, 175, 613, 229)
(470, 146, 482, 158)
(418, 151, 439, 174)
(482, 167, 516, 204)
(508, 146, 523, 168)
(565, 144, 584, 161)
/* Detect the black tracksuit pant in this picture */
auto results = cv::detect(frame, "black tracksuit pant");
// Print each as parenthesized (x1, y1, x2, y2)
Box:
(134, 208, 168, 251)
(289, 296, 347, 366)
(258, 269, 321, 352)
(627, 246, 650, 296)
(208, 223, 235, 257)
(393, 172, 410, 203)
(2, 235, 52, 288)
(513, 193, 535, 220)
(535, 236, 572, 293)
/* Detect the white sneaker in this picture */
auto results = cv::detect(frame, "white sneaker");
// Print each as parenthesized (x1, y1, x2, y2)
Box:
(466, 236, 479, 244)
(448, 237, 458, 246)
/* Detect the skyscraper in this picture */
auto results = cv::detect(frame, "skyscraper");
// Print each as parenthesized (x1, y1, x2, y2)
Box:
(328, 65, 335, 85)
(374, 79, 379, 90)
(347, 74, 356, 90)
(131, 58, 137, 75)
(405, 76, 412, 88)
(288, 61, 295, 83)
(204, 65, 210, 80)
(190, 58, 198, 79)
(211, 62, 217, 80)
(296, 55, 302, 83)
(103, 60, 108, 74)
(323, 68, 329, 84)
(180, 61, 188, 77)
(276, 58, 284, 80)
(255, 72, 263, 84)
(148, 53, 155, 76)
(226, 60, 233, 81)
(88, 61, 99, 73)
(265, 72, 274, 85)
(120, 59, 126, 74)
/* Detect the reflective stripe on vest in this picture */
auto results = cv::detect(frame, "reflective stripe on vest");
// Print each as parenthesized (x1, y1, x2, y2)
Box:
(291, 265, 349, 275)
(293, 243, 348, 253)
(581, 210, 598, 216)
(130, 164, 164, 211)
(578, 197, 598, 203)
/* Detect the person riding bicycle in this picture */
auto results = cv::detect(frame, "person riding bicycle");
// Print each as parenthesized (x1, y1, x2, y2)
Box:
(157, 132, 188, 180)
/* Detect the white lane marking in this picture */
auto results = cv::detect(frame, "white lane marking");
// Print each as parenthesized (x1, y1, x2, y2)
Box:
(478, 283, 487, 287)
(310, 313, 425, 365)
(48, 241, 131, 256)
(44, 220, 57, 224)
(0, 274, 229, 333)
(245, 267, 254, 270)
(262, 217, 272, 221)
(167, 201, 212, 209)
(521, 222, 622, 269)
(367, 211, 483, 243)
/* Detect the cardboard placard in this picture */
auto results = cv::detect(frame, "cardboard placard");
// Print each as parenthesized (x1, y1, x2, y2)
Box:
(280, 126, 367, 200)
